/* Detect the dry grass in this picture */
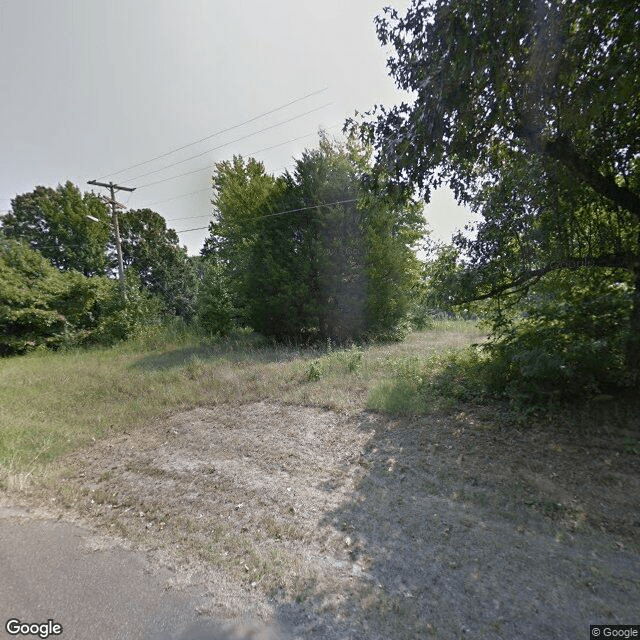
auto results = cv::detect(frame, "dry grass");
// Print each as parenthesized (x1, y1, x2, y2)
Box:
(2, 322, 639, 638)
(0, 321, 484, 480)
(9, 400, 639, 639)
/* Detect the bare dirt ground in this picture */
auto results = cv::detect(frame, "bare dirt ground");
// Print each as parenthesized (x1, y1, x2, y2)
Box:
(9, 402, 640, 639)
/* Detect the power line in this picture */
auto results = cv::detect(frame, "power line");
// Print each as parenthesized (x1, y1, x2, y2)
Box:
(261, 198, 358, 219)
(142, 163, 296, 209)
(4, 196, 365, 254)
(137, 165, 212, 189)
(126, 102, 333, 182)
(174, 198, 359, 234)
(174, 225, 212, 233)
(97, 86, 329, 180)
(148, 188, 211, 207)
(165, 213, 212, 222)
(249, 123, 341, 158)
(135, 126, 337, 189)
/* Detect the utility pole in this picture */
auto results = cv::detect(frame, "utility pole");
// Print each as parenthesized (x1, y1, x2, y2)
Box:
(87, 180, 135, 296)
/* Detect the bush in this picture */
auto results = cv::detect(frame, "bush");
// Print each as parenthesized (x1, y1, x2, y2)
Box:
(482, 271, 631, 398)
(0, 239, 160, 355)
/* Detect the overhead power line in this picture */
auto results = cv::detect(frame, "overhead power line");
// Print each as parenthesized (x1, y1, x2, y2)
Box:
(174, 198, 359, 234)
(149, 188, 211, 207)
(136, 124, 341, 190)
(165, 213, 212, 222)
(127, 102, 333, 182)
(137, 165, 212, 189)
(97, 86, 329, 180)
(145, 163, 296, 209)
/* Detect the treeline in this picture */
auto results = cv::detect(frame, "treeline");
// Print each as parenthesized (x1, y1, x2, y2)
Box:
(1, 181, 199, 354)
(0, 137, 426, 355)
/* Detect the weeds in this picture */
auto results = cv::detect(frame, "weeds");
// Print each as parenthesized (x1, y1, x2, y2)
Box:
(16, 320, 612, 476)
(306, 360, 323, 382)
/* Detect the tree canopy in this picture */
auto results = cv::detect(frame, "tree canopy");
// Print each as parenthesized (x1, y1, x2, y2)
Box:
(1, 181, 110, 276)
(201, 136, 425, 342)
(358, 0, 639, 210)
(118, 208, 198, 320)
(1, 184, 197, 320)
(355, 0, 640, 385)
(0, 238, 151, 355)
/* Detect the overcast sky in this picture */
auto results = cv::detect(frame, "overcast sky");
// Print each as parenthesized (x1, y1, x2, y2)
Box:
(0, 0, 474, 255)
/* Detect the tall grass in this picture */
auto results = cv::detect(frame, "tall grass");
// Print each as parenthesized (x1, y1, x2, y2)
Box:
(0, 321, 485, 476)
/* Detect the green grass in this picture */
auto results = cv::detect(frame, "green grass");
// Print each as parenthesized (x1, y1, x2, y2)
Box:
(0, 321, 485, 476)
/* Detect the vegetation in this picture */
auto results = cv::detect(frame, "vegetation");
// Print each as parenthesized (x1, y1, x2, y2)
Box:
(1, 184, 197, 323)
(0, 239, 156, 355)
(1, 8, 638, 633)
(1, 182, 110, 276)
(2, 138, 426, 354)
(0, 321, 484, 473)
(354, 0, 640, 393)
(2, 2, 638, 408)
(3, 320, 638, 483)
(118, 208, 198, 320)
(201, 135, 425, 343)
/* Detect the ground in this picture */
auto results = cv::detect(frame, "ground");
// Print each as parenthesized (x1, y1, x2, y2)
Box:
(5, 400, 639, 639)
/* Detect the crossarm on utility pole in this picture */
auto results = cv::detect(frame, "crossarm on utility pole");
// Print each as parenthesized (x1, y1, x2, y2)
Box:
(87, 180, 136, 297)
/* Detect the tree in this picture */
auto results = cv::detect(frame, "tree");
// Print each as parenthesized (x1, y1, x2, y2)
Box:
(355, 0, 640, 381)
(1, 182, 110, 276)
(195, 260, 235, 337)
(203, 136, 425, 342)
(117, 208, 198, 320)
(202, 156, 280, 324)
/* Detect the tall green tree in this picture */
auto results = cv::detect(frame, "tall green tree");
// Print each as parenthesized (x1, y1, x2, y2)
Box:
(355, 0, 640, 381)
(202, 156, 280, 325)
(118, 208, 198, 319)
(1, 182, 110, 276)
(203, 137, 425, 342)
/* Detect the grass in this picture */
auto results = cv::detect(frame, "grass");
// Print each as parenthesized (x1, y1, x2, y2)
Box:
(0, 320, 484, 477)
(3, 320, 639, 633)
(3, 316, 639, 482)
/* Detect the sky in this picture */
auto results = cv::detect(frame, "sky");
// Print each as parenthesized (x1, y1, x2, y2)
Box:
(0, 0, 474, 255)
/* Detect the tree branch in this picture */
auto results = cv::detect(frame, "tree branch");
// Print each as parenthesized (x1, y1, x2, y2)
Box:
(457, 252, 637, 304)
(517, 128, 640, 220)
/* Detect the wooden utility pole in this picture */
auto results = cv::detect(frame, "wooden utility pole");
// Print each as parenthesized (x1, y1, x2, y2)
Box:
(87, 180, 135, 296)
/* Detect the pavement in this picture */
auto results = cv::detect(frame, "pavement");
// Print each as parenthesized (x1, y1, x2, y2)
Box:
(0, 506, 273, 640)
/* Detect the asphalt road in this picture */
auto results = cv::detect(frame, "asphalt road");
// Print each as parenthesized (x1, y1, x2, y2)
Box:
(0, 506, 270, 640)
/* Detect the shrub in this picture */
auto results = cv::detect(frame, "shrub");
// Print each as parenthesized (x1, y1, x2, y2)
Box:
(482, 271, 631, 398)
(0, 239, 159, 355)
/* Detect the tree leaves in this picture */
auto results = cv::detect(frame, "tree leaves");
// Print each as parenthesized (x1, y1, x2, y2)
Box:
(1, 182, 111, 276)
(362, 0, 640, 382)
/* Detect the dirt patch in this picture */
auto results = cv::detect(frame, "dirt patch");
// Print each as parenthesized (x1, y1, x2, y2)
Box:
(12, 402, 640, 639)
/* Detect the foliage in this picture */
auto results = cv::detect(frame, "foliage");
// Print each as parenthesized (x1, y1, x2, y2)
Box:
(481, 270, 632, 397)
(358, 0, 639, 209)
(0, 239, 157, 355)
(118, 208, 198, 320)
(355, 0, 640, 385)
(1, 181, 110, 276)
(203, 136, 425, 343)
(1, 183, 197, 321)
(195, 259, 235, 337)
(202, 156, 279, 324)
